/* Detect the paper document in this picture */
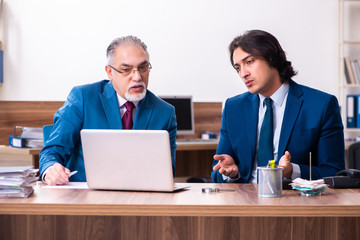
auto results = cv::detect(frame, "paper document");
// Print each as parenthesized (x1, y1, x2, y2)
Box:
(42, 182, 89, 189)
(0, 166, 38, 198)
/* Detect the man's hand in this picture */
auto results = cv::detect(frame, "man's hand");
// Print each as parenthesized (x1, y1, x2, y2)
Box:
(44, 163, 71, 185)
(278, 151, 292, 178)
(213, 154, 239, 179)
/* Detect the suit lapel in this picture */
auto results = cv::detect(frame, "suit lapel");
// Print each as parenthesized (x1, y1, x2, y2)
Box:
(277, 81, 303, 161)
(245, 94, 260, 160)
(99, 81, 123, 129)
(232, 93, 259, 182)
(133, 91, 153, 129)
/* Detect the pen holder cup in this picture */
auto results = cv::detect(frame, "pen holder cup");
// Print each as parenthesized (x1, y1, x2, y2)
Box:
(257, 167, 282, 197)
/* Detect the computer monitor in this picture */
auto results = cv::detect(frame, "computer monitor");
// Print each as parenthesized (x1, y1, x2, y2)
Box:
(160, 96, 195, 135)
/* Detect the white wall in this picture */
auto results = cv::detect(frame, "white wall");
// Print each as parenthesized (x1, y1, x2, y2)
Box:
(0, 0, 338, 102)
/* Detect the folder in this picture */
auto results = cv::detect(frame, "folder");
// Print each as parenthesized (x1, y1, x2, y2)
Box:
(357, 95, 360, 129)
(344, 58, 352, 84)
(353, 59, 360, 84)
(0, 49, 3, 84)
(8, 126, 44, 148)
(347, 95, 357, 128)
(8, 136, 24, 148)
(344, 58, 357, 84)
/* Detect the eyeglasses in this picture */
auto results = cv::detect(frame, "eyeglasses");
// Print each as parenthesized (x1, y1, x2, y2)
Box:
(109, 63, 152, 76)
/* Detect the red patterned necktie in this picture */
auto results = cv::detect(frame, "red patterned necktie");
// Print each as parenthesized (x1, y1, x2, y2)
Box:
(122, 101, 135, 129)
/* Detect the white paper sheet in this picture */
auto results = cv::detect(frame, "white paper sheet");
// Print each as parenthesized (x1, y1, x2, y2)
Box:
(42, 182, 89, 189)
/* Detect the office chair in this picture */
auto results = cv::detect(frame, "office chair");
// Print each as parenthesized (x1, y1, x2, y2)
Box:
(42, 124, 54, 143)
(347, 141, 360, 170)
(186, 176, 212, 183)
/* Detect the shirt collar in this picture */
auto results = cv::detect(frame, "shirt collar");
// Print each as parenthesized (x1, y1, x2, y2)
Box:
(116, 93, 139, 109)
(259, 83, 289, 108)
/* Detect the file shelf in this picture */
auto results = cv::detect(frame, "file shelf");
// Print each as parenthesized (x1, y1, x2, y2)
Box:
(339, 0, 360, 140)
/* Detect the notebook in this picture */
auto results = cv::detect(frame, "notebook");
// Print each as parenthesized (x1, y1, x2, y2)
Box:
(80, 129, 189, 192)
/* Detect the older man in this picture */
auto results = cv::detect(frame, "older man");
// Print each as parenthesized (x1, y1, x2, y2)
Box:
(40, 36, 177, 185)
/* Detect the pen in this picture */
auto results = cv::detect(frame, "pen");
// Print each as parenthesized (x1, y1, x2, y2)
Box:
(68, 170, 78, 178)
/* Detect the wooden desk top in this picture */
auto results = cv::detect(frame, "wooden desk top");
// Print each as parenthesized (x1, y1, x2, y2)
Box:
(176, 142, 218, 151)
(0, 143, 216, 153)
(1, 183, 360, 217)
(176, 139, 218, 151)
(0, 145, 41, 155)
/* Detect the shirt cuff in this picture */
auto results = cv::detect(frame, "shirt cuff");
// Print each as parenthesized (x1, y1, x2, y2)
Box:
(291, 163, 301, 179)
(41, 167, 50, 183)
(222, 172, 241, 182)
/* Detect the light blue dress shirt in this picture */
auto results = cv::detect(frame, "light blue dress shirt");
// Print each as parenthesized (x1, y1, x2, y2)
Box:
(224, 83, 301, 183)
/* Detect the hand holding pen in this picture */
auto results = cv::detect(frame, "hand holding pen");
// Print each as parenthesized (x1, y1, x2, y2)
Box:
(44, 163, 78, 186)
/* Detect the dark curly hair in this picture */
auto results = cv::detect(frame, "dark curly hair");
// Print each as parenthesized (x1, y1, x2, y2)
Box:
(229, 30, 297, 83)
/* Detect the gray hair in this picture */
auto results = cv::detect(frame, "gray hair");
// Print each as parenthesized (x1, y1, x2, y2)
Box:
(106, 36, 149, 65)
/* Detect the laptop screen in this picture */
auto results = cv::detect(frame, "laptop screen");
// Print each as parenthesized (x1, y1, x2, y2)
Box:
(80, 129, 177, 192)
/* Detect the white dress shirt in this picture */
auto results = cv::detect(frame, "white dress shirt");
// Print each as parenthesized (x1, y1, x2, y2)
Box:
(117, 94, 139, 121)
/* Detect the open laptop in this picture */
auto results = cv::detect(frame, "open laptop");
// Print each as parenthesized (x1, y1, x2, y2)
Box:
(80, 129, 189, 192)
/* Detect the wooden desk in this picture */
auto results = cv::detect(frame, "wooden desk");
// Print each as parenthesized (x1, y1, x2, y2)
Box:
(176, 141, 217, 178)
(0, 183, 359, 240)
(0, 145, 41, 169)
(176, 140, 218, 151)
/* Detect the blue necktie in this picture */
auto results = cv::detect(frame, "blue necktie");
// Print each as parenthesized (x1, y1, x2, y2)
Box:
(258, 98, 273, 166)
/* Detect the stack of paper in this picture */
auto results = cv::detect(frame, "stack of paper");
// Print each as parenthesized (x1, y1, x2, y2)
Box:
(290, 178, 327, 196)
(0, 166, 39, 198)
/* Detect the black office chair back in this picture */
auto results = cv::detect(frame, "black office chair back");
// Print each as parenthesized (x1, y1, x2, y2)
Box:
(347, 141, 360, 170)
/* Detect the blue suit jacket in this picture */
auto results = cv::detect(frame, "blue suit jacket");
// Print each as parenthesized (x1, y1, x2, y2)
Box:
(211, 80, 345, 183)
(39, 80, 177, 181)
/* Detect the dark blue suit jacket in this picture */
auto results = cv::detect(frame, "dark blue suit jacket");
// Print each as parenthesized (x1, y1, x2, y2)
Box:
(212, 80, 345, 183)
(39, 80, 177, 181)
